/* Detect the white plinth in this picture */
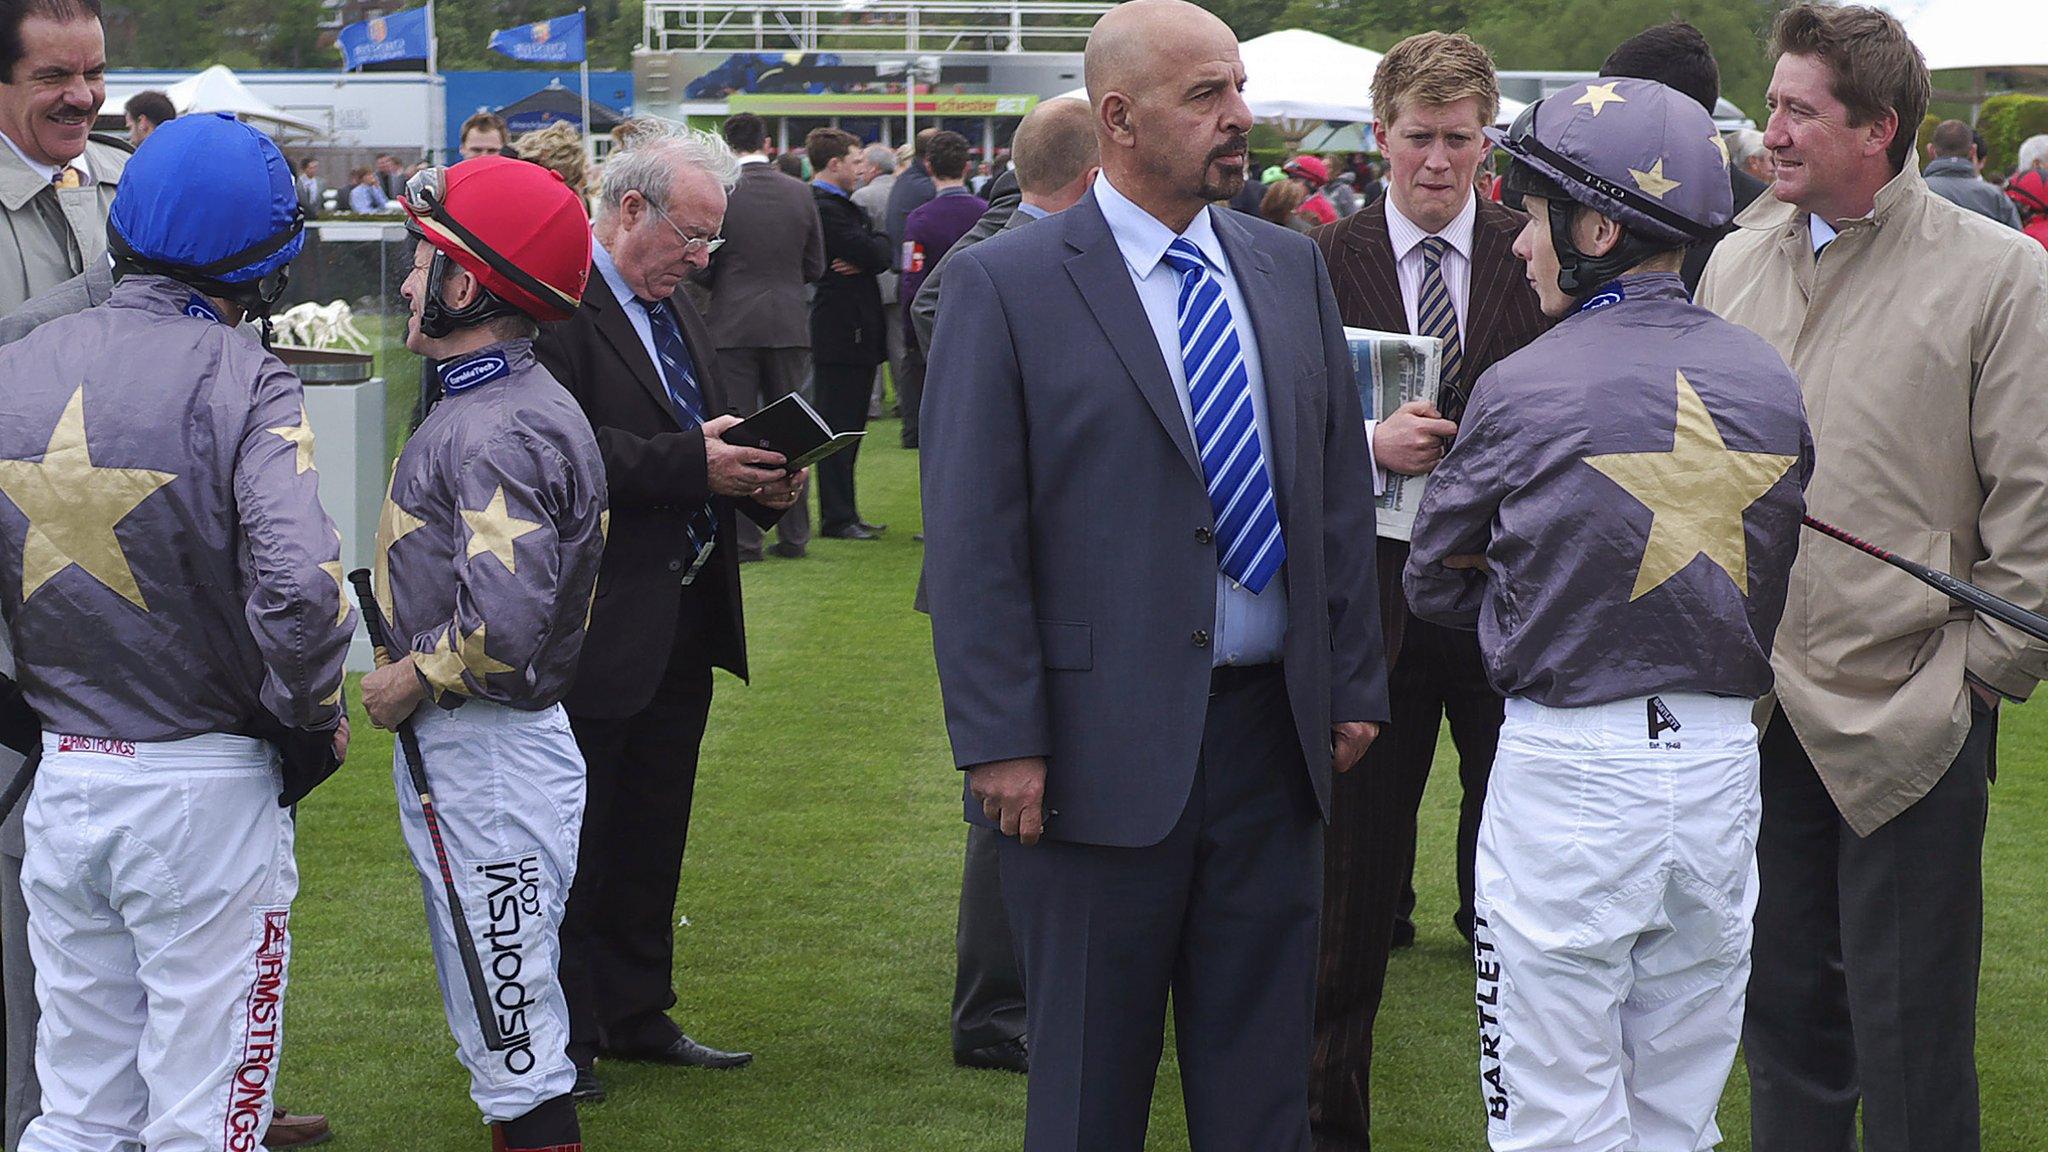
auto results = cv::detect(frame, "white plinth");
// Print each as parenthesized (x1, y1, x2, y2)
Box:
(302, 376, 387, 673)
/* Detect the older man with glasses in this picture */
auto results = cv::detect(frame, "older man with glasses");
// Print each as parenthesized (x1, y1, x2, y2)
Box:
(534, 120, 803, 1104)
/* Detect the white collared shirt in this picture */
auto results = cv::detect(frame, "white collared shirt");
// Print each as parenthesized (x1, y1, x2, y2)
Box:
(1362, 191, 1477, 496)
(1385, 191, 1476, 341)
(736, 152, 770, 167)
(0, 130, 88, 188)
(1093, 173, 1286, 667)
(1809, 213, 1839, 253)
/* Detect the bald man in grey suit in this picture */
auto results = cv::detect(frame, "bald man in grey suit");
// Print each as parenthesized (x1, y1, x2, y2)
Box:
(920, 4, 1386, 1146)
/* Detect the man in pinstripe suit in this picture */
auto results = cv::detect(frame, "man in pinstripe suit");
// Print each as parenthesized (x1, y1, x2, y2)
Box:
(1305, 32, 1550, 1152)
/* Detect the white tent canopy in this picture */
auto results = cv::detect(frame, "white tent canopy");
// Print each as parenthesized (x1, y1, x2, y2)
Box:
(1885, 0, 2048, 72)
(1057, 28, 1525, 129)
(121, 65, 326, 136)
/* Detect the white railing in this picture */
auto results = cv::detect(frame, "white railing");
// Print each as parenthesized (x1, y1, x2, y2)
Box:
(642, 0, 1114, 54)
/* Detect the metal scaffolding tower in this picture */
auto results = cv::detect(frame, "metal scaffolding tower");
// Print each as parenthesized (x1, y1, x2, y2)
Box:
(642, 0, 1115, 56)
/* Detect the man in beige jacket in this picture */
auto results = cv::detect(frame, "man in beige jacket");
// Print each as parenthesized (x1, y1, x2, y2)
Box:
(1698, 6, 2048, 1151)
(0, 0, 124, 319)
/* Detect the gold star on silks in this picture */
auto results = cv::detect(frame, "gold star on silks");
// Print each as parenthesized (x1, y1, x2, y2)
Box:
(462, 486, 543, 574)
(1583, 370, 1798, 601)
(414, 621, 515, 695)
(1628, 157, 1681, 199)
(1574, 81, 1628, 116)
(319, 528, 350, 628)
(373, 473, 427, 624)
(1709, 132, 1730, 168)
(268, 405, 317, 475)
(584, 510, 610, 630)
(0, 387, 176, 611)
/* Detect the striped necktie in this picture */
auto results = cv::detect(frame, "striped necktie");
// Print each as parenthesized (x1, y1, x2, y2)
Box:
(1417, 236, 1467, 421)
(1159, 237, 1286, 595)
(637, 295, 719, 563)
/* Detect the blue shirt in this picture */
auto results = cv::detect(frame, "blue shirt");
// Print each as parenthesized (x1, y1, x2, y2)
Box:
(812, 177, 850, 198)
(1015, 202, 1050, 222)
(592, 238, 665, 377)
(1093, 174, 1287, 667)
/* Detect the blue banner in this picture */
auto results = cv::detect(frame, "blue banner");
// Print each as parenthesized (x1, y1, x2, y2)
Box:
(338, 6, 431, 70)
(489, 11, 586, 65)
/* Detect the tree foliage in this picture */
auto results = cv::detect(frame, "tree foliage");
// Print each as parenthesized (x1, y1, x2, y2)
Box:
(105, 0, 1788, 115)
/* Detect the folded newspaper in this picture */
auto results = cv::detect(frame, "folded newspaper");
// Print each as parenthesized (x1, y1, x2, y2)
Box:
(1345, 326, 1443, 542)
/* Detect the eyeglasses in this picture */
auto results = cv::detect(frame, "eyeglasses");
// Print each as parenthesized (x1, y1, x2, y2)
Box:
(649, 199, 724, 257)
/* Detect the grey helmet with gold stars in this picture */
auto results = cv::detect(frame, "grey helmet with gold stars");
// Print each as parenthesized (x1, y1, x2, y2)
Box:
(1490, 76, 1733, 295)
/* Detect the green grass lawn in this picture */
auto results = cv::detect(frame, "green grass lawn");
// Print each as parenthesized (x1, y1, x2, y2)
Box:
(286, 423, 2048, 1150)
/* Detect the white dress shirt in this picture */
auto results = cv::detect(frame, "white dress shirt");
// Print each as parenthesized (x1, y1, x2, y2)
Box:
(736, 152, 770, 167)
(1093, 173, 1287, 667)
(0, 129, 89, 187)
(1363, 190, 1477, 495)
(1809, 213, 1839, 254)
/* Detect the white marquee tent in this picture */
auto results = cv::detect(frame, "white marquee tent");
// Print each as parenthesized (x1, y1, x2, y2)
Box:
(115, 65, 327, 136)
(1886, 0, 2048, 73)
(1057, 28, 1526, 132)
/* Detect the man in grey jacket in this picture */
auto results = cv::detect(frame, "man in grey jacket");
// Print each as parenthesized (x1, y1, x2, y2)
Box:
(1923, 119, 2022, 228)
(922, 4, 1386, 1144)
(0, 0, 125, 318)
(910, 100, 1098, 355)
(910, 96, 1098, 1075)
(694, 113, 824, 559)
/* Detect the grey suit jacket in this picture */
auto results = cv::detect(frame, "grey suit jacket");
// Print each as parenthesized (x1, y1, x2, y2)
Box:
(921, 191, 1389, 848)
(0, 259, 110, 345)
(695, 161, 826, 349)
(909, 180, 1025, 356)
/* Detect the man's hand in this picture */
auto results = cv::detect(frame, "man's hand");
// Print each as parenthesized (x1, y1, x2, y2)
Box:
(331, 715, 351, 762)
(1332, 721, 1380, 775)
(967, 757, 1049, 845)
(1372, 401, 1458, 476)
(754, 466, 809, 511)
(702, 413, 790, 499)
(361, 656, 427, 731)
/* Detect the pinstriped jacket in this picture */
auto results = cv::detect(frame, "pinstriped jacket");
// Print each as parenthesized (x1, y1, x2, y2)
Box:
(1309, 197, 1550, 660)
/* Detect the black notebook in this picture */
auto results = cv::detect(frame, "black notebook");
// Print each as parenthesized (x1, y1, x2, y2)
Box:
(723, 392, 865, 472)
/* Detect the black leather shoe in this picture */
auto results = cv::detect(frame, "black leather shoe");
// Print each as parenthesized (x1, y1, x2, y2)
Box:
(608, 1033, 754, 1069)
(571, 1066, 606, 1102)
(854, 520, 888, 534)
(768, 541, 806, 559)
(822, 524, 880, 541)
(954, 1035, 1028, 1074)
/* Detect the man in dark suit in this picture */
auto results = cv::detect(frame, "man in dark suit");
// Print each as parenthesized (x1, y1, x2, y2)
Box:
(535, 123, 806, 1102)
(922, 3, 1387, 1146)
(1599, 19, 1768, 294)
(695, 112, 825, 559)
(1304, 32, 1549, 1152)
(909, 96, 1099, 1076)
(804, 127, 892, 538)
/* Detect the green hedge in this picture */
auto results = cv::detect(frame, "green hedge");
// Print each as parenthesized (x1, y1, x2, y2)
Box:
(1976, 94, 2048, 172)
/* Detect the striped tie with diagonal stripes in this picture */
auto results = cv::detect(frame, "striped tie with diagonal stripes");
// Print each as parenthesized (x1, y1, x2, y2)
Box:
(637, 296, 718, 562)
(1159, 237, 1286, 595)
(1417, 236, 1466, 421)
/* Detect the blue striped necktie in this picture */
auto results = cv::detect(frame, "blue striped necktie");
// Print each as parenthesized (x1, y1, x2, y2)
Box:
(1416, 236, 1467, 420)
(637, 295, 719, 561)
(1159, 237, 1285, 595)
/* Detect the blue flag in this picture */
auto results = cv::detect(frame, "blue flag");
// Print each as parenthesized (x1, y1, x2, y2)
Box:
(490, 11, 587, 65)
(338, 6, 431, 70)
